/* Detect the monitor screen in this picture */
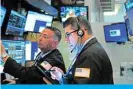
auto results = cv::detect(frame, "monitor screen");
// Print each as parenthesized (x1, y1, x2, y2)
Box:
(6, 10, 26, 36)
(124, 16, 133, 36)
(25, 41, 40, 61)
(126, 7, 133, 22)
(0, 5, 6, 27)
(125, 1, 133, 36)
(1, 40, 25, 64)
(104, 23, 128, 42)
(125, 0, 133, 21)
(125, 0, 133, 10)
(60, 6, 88, 22)
(24, 11, 53, 32)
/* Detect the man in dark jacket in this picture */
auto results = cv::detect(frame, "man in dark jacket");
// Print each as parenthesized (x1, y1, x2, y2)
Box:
(51, 16, 114, 84)
(0, 26, 66, 84)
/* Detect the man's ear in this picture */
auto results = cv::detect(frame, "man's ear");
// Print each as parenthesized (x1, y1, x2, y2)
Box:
(81, 26, 86, 31)
(52, 40, 58, 48)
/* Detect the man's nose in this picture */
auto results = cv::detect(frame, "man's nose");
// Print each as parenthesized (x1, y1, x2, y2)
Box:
(65, 37, 69, 43)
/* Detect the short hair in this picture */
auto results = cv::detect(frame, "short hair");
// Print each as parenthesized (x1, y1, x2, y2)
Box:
(63, 16, 92, 34)
(45, 26, 62, 42)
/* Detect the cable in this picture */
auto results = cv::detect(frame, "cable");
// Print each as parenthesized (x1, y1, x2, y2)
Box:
(71, 37, 80, 53)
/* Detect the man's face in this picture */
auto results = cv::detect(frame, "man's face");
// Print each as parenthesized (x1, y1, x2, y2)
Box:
(38, 29, 56, 52)
(65, 25, 79, 51)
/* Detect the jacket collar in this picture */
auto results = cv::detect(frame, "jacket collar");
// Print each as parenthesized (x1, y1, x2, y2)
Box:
(79, 37, 98, 56)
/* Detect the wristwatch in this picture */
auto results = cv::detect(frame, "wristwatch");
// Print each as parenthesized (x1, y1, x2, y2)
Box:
(1, 52, 8, 59)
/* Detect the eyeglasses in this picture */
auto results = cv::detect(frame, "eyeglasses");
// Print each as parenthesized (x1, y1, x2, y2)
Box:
(65, 30, 78, 38)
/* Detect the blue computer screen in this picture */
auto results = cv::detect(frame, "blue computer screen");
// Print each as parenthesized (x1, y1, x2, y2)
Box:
(24, 11, 53, 32)
(127, 7, 133, 22)
(104, 23, 128, 42)
(0, 5, 6, 27)
(60, 6, 88, 22)
(125, 0, 133, 21)
(125, 16, 133, 36)
(25, 41, 40, 61)
(1, 40, 25, 64)
(125, 0, 133, 10)
(6, 10, 26, 36)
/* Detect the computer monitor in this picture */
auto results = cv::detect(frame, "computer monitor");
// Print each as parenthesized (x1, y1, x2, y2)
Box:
(24, 11, 53, 32)
(25, 41, 40, 61)
(125, 0, 133, 10)
(6, 10, 26, 36)
(125, 0, 133, 21)
(124, 16, 133, 36)
(2, 40, 25, 64)
(60, 6, 88, 22)
(104, 23, 128, 42)
(0, 5, 6, 27)
(127, 7, 133, 22)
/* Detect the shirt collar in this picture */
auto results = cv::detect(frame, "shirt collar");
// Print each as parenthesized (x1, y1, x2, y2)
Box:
(75, 36, 95, 55)
(40, 51, 52, 58)
(82, 36, 95, 48)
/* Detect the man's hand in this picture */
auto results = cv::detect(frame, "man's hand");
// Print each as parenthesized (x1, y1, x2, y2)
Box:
(50, 67, 64, 81)
(2, 79, 16, 84)
(0, 40, 9, 62)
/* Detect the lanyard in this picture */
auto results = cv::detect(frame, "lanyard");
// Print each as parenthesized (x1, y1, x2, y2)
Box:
(66, 53, 79, 75)
(34, 51, 51, 66)
(34, 53, 42, 66)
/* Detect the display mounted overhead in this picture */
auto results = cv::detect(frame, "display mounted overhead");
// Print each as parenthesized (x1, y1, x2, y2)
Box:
(6, 10, 26, 36)
(26, 0, 58, 17)
(60, 6, 88, 22)
(24, 11, 53, 33)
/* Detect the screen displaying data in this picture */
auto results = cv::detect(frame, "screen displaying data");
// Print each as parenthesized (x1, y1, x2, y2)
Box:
(1, 40, 25, 64)
(60, 6, 88, 22)
(24, 11, 53, 32)
(0, 5, 6, 27)
(6, 10, 26, 36)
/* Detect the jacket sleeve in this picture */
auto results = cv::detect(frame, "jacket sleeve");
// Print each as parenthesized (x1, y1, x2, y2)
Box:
(3, 57, 35, 79)
(44, 53, 66, 73)
(73, 53, 102, 84)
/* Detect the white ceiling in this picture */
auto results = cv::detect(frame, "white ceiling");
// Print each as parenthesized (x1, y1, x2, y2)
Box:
(100, 0, 127, 12)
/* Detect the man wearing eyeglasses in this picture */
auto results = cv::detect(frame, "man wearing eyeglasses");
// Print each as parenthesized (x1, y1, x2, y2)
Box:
(50, 16, 114, 84)
(0, 26, 66, 84)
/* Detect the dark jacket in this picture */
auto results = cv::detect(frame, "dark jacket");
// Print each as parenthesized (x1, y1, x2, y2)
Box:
(64, 38, 114, 84)
(4, 49, 66, 84)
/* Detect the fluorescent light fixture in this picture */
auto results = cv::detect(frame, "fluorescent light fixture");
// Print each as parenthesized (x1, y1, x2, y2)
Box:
(104, 4, 120, 16)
